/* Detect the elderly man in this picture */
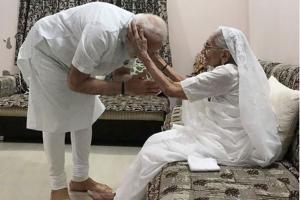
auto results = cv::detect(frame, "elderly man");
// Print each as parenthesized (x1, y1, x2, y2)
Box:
(17, 2, 166, 200)
(89, 25, 282, 200)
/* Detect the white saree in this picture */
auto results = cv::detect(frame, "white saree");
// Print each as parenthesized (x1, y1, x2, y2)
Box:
(114, 26, 282, 200)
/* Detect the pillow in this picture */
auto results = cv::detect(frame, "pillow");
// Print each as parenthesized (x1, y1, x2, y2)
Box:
(130, 59, 153, 80)
(130, 59, 146, 75)
(268, 76, 299, 159)
(103, 58, 147, 81)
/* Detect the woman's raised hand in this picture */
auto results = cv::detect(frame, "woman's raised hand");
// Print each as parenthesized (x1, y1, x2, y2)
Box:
(127, 21, 149, 59)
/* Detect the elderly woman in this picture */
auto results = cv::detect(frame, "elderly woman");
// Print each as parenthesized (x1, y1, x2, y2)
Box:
(89, 26, 282, 200)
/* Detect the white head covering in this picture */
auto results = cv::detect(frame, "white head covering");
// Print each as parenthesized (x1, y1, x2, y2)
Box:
(219, 26, 282, 166)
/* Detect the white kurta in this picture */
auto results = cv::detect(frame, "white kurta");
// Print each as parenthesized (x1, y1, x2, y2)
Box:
(17, 2, 135, 132)
(115, 64, 269, 200)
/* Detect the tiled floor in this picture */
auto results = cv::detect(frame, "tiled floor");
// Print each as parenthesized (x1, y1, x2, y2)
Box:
(0, 142, 140, 200)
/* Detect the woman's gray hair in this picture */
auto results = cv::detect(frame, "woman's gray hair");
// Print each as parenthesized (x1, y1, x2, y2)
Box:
(213, 29, 236, 65)
(213, 29, 228, 50)
(133, 14, 168, 43)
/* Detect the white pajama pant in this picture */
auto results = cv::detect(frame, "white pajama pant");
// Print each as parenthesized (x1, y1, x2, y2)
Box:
(114, 129, 204, 200)
(42, 127, 92, 190)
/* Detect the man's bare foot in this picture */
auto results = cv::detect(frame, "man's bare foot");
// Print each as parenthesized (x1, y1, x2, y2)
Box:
(50, 188, 70, 200)
(88, 191, 115, 200)
(69, 177, 113, 193)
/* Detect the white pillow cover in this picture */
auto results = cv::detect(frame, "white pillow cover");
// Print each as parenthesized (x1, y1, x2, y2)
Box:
(268, 76, 299, 159)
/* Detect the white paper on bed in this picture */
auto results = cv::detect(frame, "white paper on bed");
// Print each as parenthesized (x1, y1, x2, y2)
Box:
(188, 155, 220, 171)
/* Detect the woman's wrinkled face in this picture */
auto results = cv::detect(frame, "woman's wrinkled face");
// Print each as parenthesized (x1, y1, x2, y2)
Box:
(200, 35, 225, 67)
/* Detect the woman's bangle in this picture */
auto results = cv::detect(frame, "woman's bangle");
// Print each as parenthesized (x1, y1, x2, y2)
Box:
(161, 63, 168, 72)
(121, 81, 125, 95)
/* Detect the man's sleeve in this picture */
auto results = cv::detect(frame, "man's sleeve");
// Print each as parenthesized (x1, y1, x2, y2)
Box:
(72, 23, 107, 74)
(180, 65, 237, 102)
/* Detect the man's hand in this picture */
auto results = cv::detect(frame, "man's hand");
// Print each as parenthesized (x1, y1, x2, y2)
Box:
(125, 73, 160, 95)
(112, 67, 132, 81)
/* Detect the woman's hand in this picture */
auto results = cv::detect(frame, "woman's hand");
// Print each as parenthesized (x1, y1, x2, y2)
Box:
(127, 21, 149, 60)
(148, 50, 161, 61)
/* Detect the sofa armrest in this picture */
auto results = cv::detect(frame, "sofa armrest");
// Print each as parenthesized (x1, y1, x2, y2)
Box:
(286, 128, 299, 169)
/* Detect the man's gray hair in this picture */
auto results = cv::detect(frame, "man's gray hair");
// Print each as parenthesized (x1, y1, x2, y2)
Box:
(133, 14, 168, 43)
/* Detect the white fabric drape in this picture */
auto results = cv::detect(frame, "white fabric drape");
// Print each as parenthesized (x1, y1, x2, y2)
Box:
(220, 26, 282, 166)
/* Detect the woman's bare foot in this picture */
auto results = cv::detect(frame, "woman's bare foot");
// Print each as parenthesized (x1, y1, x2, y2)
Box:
(69, 177, 113, 193)
(50, 188, 70, 200)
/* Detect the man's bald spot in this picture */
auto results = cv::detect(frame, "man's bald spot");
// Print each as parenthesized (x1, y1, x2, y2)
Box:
(133, 14, 167, 44)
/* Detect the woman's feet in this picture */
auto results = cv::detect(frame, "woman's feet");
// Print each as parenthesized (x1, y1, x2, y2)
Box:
(69, 177, 113, 193)
(50, 188, 70, 200)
